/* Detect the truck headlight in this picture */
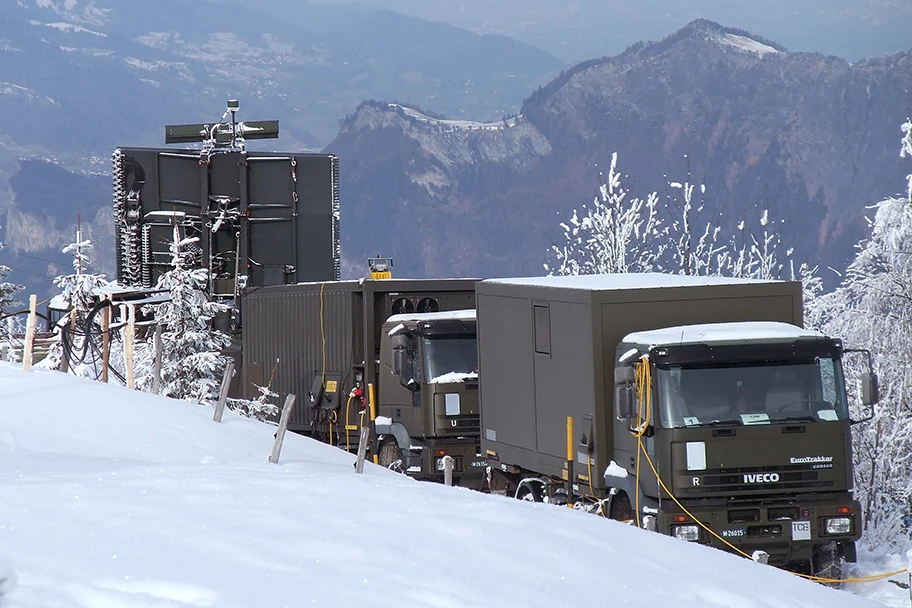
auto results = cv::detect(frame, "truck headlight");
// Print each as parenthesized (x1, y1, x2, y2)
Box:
(672, 524, 700, 542)
(824, 517, 852, 535)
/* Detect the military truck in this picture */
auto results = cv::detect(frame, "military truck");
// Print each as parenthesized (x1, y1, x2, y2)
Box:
(476, 274, 877, 580)
(241, 278, 485, 484)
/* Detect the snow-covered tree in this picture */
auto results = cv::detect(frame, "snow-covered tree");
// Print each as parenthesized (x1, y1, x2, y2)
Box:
(813, 118, 912, 550)
(544, 153, 661, 275)
(544, 152, 793, 280)
(43, 224, 108, 375)
(53, 224, 107, 320)
(146, 223, 231, 404)
(663, 168, 725, 276)
(0, 233, 25, 318)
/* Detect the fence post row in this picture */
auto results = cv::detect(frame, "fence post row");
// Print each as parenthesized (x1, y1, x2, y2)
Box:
(212, 360, 235, 423)
(269, 394, 297, 464)
(22, 295, 37, 372)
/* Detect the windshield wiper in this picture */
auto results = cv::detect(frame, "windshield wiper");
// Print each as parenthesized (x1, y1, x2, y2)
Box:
(776, 415, 818, 423)
(701, 418, 742, 427)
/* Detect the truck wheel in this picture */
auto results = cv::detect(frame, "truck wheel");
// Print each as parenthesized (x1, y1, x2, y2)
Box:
(609, 492, 632, 522)
(812, 542, 842, 587)
(378, 439, 404, 473)
(516, 482, 543, 502)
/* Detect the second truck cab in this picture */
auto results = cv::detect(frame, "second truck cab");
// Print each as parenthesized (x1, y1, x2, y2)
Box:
(377, 310, 485, 484)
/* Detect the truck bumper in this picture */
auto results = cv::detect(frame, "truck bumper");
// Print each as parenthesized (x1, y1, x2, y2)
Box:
(657, 497, 862, 566)
(407, 440, 487, 487)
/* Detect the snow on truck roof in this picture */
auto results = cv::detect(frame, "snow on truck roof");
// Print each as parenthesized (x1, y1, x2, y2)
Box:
(386, 309, 476, 324)
(483, 273, 781, 290)
(623, 321, 825, 348)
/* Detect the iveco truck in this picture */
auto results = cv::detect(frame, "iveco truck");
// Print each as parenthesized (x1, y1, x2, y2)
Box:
(241, 278, 485, 484)
(477, 274, 876, 580)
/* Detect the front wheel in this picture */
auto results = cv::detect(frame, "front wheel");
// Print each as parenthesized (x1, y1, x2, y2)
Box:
(516, 482, 543, 502)
(812, 542, 842, 587)
(378, 439, 404, 473)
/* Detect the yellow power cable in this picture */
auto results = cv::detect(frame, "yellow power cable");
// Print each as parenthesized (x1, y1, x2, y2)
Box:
(319, 282, 326, 393)
(637, 436, 907, 584)
(631, 363, 908, 585)
(632, 355, 652, 528)
(328, 410, 337, 447)
(344, 394, 354, 452)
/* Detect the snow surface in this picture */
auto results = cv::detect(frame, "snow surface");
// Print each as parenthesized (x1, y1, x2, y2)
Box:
(720, 33, 779, 57)
(386, 309, 476, 325)
(428, 371, 478, 384)
(0, 363, 902, 607)
(484, 272, 775, 290)
(389, 104, 518, 132)
(28, 20, 105, 36)
(623, 321, 824, 347)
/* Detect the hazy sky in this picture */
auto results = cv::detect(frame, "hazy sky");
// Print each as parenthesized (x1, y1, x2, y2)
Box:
(310, 0, 912, 62)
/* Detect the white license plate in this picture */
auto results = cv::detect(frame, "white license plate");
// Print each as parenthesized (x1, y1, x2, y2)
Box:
(791, 520, 811, 541)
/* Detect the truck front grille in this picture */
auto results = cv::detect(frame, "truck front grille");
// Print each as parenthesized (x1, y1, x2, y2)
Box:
(679, 464, 835, 495)
(767, 506, 800, 521)
(437, 414, 480, 436)
(728, 508, 761, 523)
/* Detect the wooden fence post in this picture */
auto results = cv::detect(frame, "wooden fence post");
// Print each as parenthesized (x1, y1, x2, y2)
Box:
(152, 324, 163, 394)
(101, 298, 110, 383)
(22, 295, 37, 372)
(213, 360, 235, 423)
(355, 426, 370, 474)
(442, 455, 454, 487)
(269, 394, 296, 464)
(125, 304, 135, 389)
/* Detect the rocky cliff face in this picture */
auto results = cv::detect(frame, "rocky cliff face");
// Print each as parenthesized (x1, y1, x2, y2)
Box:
(327, 20, 912, 282)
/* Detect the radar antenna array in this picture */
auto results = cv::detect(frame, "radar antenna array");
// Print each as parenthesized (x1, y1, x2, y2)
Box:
(164, 99, 279, 157)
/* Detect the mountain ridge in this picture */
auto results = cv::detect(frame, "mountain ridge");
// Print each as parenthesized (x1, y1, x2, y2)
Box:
(326, 20, 912, 281)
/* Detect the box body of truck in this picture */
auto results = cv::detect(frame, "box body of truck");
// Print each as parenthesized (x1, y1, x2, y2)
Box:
(241, 278, 480, 481)
(477, 274, 860, 571)
(477, 274, 802, 484)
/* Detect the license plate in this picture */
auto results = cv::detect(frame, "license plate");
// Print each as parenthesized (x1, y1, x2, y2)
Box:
(791, 520, 811, 541)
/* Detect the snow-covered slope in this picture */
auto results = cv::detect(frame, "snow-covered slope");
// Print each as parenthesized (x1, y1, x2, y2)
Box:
(0, 363, 899, 607)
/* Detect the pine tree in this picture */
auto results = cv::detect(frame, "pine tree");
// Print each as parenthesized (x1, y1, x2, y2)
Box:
(0, 233, 25, 317)
(53, 222, 107, 322)
(43, 222, 108, 375)
(150, 223, 231, 404)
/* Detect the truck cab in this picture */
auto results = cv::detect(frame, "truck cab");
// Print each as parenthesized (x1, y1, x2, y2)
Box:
(611, 321, 877, 579)
(377, 310, 485, 484)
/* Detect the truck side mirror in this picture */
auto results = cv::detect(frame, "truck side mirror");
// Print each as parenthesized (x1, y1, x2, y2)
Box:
(616, 386, 635, 420)
(392, 334, 407, 375)
(860, 372, 879, 406)
(614, 367, 636, 420)
(391, 334, 419, 392)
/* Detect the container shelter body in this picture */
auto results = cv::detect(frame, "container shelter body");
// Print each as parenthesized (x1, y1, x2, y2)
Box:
(476, 273, 803, 493)
(241, 278, 478, 480)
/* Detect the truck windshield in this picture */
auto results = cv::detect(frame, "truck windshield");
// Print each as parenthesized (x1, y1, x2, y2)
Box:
(422, 336, 478, 384)
(656, 357, 849, 428)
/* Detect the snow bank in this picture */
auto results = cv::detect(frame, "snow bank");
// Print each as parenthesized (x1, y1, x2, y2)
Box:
(0, 363, 889, 607)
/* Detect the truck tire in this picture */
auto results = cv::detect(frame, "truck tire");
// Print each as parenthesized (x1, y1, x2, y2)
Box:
(609, 492, 632, 522)
(812, 542, 842, 587)
(516, 482, 543, 502)
(378, 439, 404, 472)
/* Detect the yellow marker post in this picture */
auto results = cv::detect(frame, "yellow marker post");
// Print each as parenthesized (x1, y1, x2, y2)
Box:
(566, 416, 574, 508)
(368, 383, 379, 465)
